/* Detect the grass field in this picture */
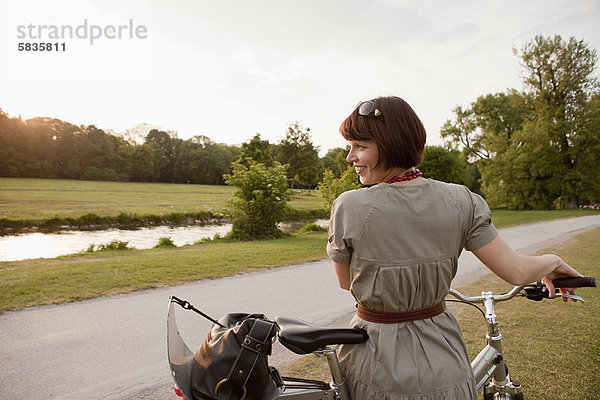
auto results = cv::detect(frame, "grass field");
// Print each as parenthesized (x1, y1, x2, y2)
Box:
(1, 177, 597, 224)
(280, 227, 600, 399)
(0, 177, 322, 220)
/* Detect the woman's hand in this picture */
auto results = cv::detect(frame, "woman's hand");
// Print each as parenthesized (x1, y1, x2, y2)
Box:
(540, 256, 583, 302)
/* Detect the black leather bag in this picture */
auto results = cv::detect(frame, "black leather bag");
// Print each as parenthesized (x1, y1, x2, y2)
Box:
(190, 313, 283, 400)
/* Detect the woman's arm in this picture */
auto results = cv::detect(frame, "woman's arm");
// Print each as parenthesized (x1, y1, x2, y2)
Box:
(334, 262, 351, 290)
(472, 235, 583, 300)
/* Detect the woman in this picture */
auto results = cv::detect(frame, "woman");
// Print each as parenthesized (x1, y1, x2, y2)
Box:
(326, 96, 582, 399)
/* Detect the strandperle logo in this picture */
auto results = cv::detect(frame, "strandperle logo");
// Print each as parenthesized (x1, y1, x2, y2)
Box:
(16, 19, 148, 45)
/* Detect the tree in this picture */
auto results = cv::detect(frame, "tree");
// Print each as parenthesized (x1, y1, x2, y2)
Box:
(441, 91, 525, 163)
(321, 147, 349, 178)
(224, 158, 291, 240)
(276, 122, 322, 189)
(238, 133, 275, 166)
(194, 141, 237, 185)
(317, 164, 362, 211)
(516, 35, 599, 208)
(205, 143, 237, 185)
(577, 93, 600, 203)
(419, 146, 467, 185)
(442, 92, 527, 206)
(0, 109, 28, 177)
(130, 143, 163, 182)
(77, 125, 124, 181)
(173, 136, 238, 185)
(119, 123, 159, 145)
(145, 129, 179, 182)
(442, 35, 599, 209)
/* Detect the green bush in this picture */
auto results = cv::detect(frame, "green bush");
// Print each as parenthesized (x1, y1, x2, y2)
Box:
(40, 217, 63, 230)
(284, 207, 329, 221)
(154, 237, 177, 248)
(317, 165, 362, 211)
(165, 213, 186, 224)
(77, 213, 104, 226)
(195, 233, 231, 245)
(86, 240, 130, 252)
(224, 158, 291, 240)
(298, 223, 327, 233)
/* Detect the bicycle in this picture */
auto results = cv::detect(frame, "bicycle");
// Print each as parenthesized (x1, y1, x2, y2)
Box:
(167, 276, 595, 400)
(448, 276, 596, 400)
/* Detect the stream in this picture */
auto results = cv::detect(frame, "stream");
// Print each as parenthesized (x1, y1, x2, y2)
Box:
(0, 219, 329, 262)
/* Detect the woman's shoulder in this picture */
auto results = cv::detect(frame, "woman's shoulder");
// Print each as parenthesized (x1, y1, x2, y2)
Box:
(332, 186, 383, 215)
(428, 179, 473, 196)
(336, 184, 371, 198)
(425, 180, 487, 211)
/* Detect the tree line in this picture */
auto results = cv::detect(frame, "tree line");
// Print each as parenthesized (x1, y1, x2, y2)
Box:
(0, 114, 325, 187)
(0, 114, 240, 184)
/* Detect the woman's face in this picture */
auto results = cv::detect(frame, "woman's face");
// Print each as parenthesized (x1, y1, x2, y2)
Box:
(346, 140, 389, 185)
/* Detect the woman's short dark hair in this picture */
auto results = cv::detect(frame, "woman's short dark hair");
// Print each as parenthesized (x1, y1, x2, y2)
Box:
(340, 96, 427, 170)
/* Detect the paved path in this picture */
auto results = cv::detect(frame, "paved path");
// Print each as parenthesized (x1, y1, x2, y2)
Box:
(1, 215, 599, 399)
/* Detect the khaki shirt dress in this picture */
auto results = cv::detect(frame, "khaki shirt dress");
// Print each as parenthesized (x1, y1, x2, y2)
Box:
(327, 180, 498, 400)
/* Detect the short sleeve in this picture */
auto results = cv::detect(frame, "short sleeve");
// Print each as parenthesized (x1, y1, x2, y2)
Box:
(326, 195, 353, 265)
(464, 191, 498, 251)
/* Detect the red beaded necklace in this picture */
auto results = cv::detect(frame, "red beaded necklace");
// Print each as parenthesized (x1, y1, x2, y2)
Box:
(384, 169, 423, 184)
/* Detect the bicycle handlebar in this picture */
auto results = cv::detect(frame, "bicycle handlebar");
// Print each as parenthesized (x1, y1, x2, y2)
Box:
(448, 276, 596, 304)
(447, 286, 523, 303)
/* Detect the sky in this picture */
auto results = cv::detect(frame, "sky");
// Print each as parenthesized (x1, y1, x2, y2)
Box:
(1, 0, 599, 155)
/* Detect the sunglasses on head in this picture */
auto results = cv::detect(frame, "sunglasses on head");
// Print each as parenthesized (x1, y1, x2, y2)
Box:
(355, 100, 382, 117)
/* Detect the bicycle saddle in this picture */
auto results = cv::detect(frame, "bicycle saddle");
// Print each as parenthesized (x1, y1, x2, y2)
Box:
(275, 316, 368, 354)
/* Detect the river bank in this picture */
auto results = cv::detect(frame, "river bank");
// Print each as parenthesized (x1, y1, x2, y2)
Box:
(0, 208, 328, 235)
(0, 219, 329, 262)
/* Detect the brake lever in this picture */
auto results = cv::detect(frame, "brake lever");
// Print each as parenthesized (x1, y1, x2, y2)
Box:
(522, 284, 585, 303)
(554, 293, 585, 303)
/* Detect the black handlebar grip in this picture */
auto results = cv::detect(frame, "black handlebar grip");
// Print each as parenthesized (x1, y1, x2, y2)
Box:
(552, 277, 596, 288)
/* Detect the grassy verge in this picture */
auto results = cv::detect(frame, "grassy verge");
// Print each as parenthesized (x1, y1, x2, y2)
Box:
(280, 227, 600, 399)
(0, 231, 328, 313)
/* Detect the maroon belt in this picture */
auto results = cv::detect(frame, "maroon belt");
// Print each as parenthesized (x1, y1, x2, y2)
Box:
(357, 301, 446, 323)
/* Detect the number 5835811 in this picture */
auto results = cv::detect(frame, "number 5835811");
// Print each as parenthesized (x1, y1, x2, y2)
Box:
(18, 42, 66, 51)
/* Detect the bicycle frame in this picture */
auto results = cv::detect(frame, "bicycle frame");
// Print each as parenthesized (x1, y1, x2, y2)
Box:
(275, 347, 348, 399)
(449, 286, 526, 399)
